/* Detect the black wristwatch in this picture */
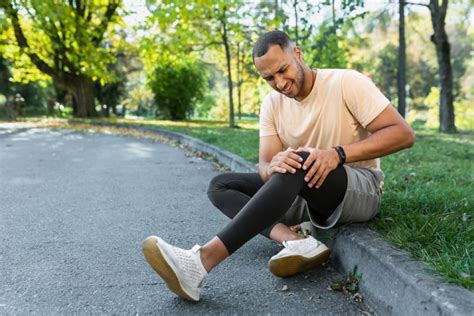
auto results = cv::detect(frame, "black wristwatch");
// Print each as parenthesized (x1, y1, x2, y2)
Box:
(334, 146, 346, 166)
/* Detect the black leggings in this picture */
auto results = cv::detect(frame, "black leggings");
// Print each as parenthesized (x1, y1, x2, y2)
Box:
(207, 152, 347, 254)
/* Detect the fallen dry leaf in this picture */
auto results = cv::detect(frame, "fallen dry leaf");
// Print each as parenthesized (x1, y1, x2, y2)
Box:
(352, 292, 363, 302)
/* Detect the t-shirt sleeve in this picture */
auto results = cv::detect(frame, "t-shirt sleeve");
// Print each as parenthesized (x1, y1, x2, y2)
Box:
(342, 70, 390, 128)
(259, 94, 278, 137)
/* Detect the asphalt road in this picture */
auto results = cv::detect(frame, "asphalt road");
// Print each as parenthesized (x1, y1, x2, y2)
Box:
(0, 126, 372, 315)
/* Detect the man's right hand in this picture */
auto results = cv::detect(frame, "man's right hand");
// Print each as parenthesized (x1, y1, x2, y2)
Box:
(266, 148, 303, 178)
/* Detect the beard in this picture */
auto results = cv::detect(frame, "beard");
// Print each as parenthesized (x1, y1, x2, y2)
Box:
(274, 58, 306, 98)
(294, 61, 305, 96)
(282, 59, 305, 99)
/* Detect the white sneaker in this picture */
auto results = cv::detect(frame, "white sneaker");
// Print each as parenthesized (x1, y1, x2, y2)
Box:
(268, 236, 331, 278)
(142, 236, 208, 302)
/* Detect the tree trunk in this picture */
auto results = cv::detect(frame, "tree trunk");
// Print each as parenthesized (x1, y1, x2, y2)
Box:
(237, 43, 242, 121)
(221, 15, 235, 128)
(67, 75, 98, 118)
(429, 0, 456, 132)
(397, 0, 407, 117)
(332, 0, 336, 28)
(293, 0, 299, 46)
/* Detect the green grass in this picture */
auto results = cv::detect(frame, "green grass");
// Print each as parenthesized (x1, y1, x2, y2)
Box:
(370, 127, 473, 290)
(7, 115, 474, 290)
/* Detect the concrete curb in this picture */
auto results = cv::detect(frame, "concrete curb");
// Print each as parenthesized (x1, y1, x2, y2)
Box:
(69, 120, 474, 315)
(332, 225, 474, 315)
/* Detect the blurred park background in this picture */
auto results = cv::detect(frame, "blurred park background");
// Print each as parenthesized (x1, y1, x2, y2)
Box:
(0, 0, 472, 131)
(0, 0, 472, 291)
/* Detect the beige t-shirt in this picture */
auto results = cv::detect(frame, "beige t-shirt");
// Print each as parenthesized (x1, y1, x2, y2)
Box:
(259, 69, 390, 170)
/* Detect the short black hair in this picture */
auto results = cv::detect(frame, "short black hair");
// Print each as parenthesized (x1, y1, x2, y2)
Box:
(252, 30, 293, 61)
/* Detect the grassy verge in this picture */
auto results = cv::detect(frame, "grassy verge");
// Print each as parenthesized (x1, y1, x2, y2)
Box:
(370, 128, 473, 290)
(8, 116, 473, 290)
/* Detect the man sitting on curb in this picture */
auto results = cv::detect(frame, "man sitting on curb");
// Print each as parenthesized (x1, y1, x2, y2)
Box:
(142, 30, 415, 302)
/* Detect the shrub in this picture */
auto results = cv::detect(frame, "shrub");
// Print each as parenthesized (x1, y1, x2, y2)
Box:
(148, 59, 207, 120)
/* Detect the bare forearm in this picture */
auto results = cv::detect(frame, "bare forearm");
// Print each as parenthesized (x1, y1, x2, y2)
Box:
(258, 161, 270, 182)
(343, 125, 415, 163)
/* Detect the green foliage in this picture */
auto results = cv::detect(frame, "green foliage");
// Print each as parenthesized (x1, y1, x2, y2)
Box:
(330, 265, 362, 294)
(122, 85, 154, 117)
(0, 55, 11, 95)
(371, 41, 438, 106)
(195, 93, 217, 118)
(95, 51, 129, 113)
(372, 43, 398, 101)
(193, 64, 221, 118)
(96, 80, 125, 111)
(143, 0, 241, 69)
(0, 54, 51, 107)
(13, 81, 51, 108)
(408, 59, 438, 107)
(0, 0, 129, 117)
(453, 98, 474, 130)
(0, 0, 125, 83)
(148, 59, 208, 120)
(409, 87, 474, 131)
(307, 22, 350, 69)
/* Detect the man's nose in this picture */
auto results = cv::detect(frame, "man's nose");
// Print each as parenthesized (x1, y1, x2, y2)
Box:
(275, 75, 286, 90)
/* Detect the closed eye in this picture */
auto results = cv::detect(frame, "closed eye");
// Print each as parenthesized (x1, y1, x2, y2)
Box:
(263, 66, 288, 81)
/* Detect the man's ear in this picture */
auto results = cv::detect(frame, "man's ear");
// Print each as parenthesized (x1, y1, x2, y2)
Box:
(294, 46, 303, 62)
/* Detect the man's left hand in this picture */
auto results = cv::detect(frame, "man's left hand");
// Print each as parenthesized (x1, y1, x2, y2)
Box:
(296, 147, 340, 188)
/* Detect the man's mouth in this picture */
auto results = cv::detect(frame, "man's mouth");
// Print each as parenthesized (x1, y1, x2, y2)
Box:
(282, 82, 293, 94)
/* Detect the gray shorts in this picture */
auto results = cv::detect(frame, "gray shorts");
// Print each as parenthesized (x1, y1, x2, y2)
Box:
(279, 165, 384, 229)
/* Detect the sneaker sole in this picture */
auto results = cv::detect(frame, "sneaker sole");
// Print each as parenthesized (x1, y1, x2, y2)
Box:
(268, 248, 331, 278)
(142, 236, 197, 302)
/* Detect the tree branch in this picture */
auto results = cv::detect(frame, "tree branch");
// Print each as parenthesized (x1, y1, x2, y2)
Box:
(43, 18, 80, 74)
(440, 0, 448, 22)
(23, 2, 80, 75)
(187, 41, 222, 52)
(405, 1, 430, 8)
(91, 1, 119, 45)
(75, 0, 85, 18)
(57, 21, 80, 74)
(3, 2, 56, 77)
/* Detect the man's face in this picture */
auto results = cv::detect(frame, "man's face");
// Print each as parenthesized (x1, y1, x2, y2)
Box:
(254, 44, 305, 99)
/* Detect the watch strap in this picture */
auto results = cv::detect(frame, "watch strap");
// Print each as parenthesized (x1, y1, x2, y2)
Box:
(334, 146, 346, 165)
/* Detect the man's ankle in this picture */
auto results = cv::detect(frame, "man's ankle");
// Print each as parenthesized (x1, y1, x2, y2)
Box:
(269, 223, 304, 244)
(199, 250, 212, 273)
(285, 235, 304, 241)
(199, 237, 230, 273)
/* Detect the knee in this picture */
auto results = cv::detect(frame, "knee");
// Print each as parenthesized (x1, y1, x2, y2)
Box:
(268, 151, 310, 183)
(207, 173, 229, 200)
(295, 151, 310, 163)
